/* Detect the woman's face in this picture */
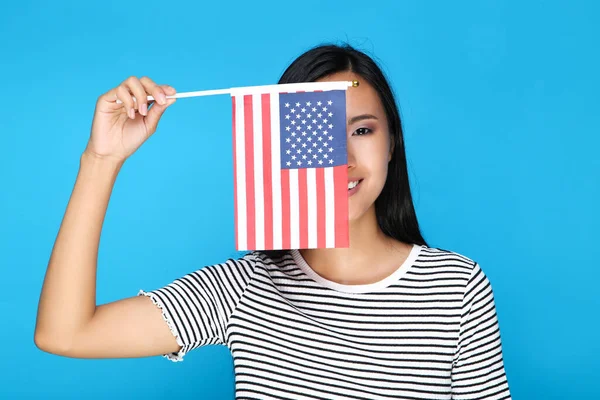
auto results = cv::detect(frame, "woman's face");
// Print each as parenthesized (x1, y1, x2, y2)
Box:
(318, 71, 392, 223)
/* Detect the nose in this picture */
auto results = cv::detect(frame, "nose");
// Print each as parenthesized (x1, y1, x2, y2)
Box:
(346, 138, 356, 170)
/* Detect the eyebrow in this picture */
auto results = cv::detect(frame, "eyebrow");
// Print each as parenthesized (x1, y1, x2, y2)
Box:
(347, 114, 378, 125)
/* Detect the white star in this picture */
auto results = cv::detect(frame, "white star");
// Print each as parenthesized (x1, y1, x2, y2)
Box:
(323, 130, 328, 135)
(307, 160, 312, 166)
(312, 107, 317, 112)
(297, 149, 302, 154)
(322, 107, 327, 112)
(323, 142, 328, 147)
(297, 161, 302, 166)
(313, 154, 318, 159)
(307, 113, 312, 118)
(328, 112, 333, 117)
(318, 125, 322, 129)
(297, 137, 301, 142)
(329, 159, 334, 164)
(317, 113, 322, 118)
(285, 126, 291, 131)
(286, 149, 291, 154)
(327, 100, 332, 105)
(329, 147, 334, 152)
(296, 102, 300, 107)
(301, 120, 306, 125)
(312, 119, 317, 124)
(296, 114, 301, 119)
(318, 148, 323, 153)
(291, 144, 296, 148)
(285, 103, 290, 108)
(318, 137, 322, 141)
(286, 138, 291, 143)
(302, 143, 307, 148)
(286, 161, 291, 166)
(301, 108, 306, 113)
(296, 126, 301, 130)
(302, 154, 307, 159)
(318, 160, 323, 165)
(285, 114, 290, 120)
(329, 136, 333, 141)
(329, 124, 333, 129)
(291, 132, 296, 136)
(313, 143, 317, 147)
(307, 137, 312, 142)
(302, 131, 307, 136)
(307, 126, 312, 130)
(307, 148, 312, 153)
(291, 108, 296, 113)
(291, 120, 296, 125)
(306, 101, 311, 106)
(323, 154, 328, 158)
(312, 131, 317, 135)
(292, 155, 296, 160)
(317, 101, 322, 106)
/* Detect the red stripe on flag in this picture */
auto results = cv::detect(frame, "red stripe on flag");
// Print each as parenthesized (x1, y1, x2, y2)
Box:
(281, 169, 290, 250)
(316, 168, 326, 248)
(244, 95, 255, 251)
(261, 94, 273, 250)
(334, 165, 349, 247)
(298, 168, 308, 249)
(232, 97, 238, 250)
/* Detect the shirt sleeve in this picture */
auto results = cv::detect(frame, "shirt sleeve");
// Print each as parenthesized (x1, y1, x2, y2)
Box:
(137, 252, 258, 362)
(451, 263, 511, 399)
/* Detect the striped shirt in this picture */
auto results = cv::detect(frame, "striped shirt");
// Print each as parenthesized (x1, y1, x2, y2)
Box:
(138, 244, 511, 399)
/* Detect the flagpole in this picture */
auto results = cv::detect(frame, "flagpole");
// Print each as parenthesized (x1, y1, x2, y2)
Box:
(117, 80, 359, 104)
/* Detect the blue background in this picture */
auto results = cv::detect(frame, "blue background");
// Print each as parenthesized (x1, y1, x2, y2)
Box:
(1, 0, 598, 398)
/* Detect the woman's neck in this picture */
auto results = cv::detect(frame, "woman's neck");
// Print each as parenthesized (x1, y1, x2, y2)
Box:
(298, 206, 412, 285)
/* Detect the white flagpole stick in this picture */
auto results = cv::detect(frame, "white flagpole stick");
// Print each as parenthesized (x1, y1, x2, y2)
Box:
(116, 80, 358, 104)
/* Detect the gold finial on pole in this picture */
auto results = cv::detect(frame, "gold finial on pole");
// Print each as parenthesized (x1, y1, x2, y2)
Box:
(352, 80, 359, 87)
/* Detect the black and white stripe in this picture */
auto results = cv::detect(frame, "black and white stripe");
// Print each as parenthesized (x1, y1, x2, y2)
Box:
(139, 245, 510, 399)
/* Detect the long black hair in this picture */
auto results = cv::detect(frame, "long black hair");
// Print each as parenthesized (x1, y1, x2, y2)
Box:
(262, 43, 428, 256)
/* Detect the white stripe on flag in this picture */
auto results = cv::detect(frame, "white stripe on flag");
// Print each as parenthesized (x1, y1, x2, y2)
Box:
(252, 94, 264, 250)
(271, 94, 282, 250)
(235, 97, 247, 250)
(289, 168, 299, 249)
(325, 167, 335, 248)
(307, 168, 317, 249)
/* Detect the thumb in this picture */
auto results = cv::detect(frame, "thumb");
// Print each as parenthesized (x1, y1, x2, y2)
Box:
(145, 85, 177, 134)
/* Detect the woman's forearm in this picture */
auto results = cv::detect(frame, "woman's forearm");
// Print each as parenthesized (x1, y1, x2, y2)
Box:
(35, 151, 124, 350)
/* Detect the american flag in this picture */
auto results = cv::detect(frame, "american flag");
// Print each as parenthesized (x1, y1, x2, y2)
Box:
(232, 88, 349, 251)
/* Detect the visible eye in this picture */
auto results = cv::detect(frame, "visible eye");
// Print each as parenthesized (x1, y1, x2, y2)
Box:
(353, 127, 372, 136)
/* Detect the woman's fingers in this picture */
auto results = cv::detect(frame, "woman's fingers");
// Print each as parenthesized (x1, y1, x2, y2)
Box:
(125, 77, 149, 118)
(141, 76, 167, 108)
(116, 85, 136, 119)
(145, 84, 176, 134)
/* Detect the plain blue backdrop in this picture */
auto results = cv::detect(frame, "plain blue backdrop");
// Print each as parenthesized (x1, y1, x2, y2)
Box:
(1, 0, 598, 398)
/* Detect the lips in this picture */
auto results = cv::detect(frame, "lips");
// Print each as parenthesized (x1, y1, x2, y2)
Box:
(348, 179, 363, 195)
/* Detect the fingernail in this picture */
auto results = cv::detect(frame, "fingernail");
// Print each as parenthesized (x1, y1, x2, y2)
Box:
(140, 103, 147, 116)
(159, 93, 167, 105)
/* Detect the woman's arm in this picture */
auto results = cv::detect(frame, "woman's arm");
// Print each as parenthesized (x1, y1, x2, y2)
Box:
(34, 77, 180, 358)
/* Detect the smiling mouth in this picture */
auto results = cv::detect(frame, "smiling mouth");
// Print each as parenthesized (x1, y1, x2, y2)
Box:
(348, 179, 363, 190)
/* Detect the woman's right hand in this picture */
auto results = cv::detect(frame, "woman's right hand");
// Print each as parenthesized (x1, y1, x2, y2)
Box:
(85, 76, 177, 163)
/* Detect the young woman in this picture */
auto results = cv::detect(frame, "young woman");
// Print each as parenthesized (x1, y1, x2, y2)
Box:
(35, 44, 511, 399)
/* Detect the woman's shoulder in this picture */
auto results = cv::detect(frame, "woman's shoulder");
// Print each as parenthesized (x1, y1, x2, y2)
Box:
(418, 245, 477, 266)
(415, 245, 482, 277)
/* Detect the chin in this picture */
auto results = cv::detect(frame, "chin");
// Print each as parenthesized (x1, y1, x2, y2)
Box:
(348, 204, 375, 224)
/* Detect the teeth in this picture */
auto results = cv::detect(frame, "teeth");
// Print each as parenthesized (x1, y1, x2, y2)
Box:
(348, 180, 360, 190)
